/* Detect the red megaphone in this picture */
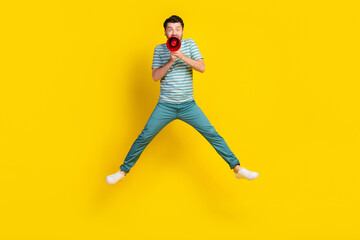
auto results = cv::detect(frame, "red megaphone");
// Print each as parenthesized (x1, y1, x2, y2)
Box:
(166, 36, 181, 51)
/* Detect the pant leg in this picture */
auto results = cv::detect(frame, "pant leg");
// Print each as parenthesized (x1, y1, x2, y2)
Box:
(120, 102, 177, 173)
(178, 100, 240, 170)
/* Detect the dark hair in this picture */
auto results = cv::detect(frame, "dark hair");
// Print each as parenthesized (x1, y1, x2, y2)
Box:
(163, 15, 184, 31)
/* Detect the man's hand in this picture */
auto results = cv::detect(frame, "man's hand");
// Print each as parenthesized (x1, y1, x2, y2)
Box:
(170, 49, 204, 73)
(170, 49, 186, 60)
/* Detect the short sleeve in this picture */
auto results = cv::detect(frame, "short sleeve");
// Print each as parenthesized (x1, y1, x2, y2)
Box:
(152, 46, 162, 69)
(190, 39, 203, 60)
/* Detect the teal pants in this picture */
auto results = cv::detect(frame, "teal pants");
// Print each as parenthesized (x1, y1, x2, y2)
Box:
(120, 100, 240, 173)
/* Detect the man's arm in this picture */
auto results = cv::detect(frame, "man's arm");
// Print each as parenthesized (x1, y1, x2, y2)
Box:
(171, 50, 205, 73)
(181, 56, 205, 73)
(152, 57, 176, 82)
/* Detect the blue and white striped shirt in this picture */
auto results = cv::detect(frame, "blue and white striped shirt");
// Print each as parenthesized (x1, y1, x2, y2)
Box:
(151, 38, 203, 104)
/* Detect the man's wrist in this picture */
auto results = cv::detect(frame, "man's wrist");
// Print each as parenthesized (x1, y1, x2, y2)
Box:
(180, 54, 187, 61)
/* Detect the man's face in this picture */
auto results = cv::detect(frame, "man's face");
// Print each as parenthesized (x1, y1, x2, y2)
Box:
(165, 22, 184, 40)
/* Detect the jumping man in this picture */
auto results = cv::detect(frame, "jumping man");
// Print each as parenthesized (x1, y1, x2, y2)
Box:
(106, 15, 259, 184)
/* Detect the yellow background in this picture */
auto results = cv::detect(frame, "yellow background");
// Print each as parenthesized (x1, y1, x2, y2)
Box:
(1, 0, 359, 239)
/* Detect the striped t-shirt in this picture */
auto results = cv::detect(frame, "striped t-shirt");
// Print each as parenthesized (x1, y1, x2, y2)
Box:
(151, 38, 203, 104)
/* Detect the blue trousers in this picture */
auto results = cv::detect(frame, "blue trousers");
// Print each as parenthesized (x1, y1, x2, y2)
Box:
(120, 99, 240, 173)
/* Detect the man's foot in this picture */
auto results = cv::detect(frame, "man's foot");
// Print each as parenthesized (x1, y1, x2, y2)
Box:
(234, 166, 259, 180)
(106, 171, 126, 184)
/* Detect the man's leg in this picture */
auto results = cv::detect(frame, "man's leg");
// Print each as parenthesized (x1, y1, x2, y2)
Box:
(119, 102, 177, 173)
(178, 100, 240, 170)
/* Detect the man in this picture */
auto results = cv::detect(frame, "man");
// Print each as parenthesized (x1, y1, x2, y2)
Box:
(106, 15, 259, 184)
